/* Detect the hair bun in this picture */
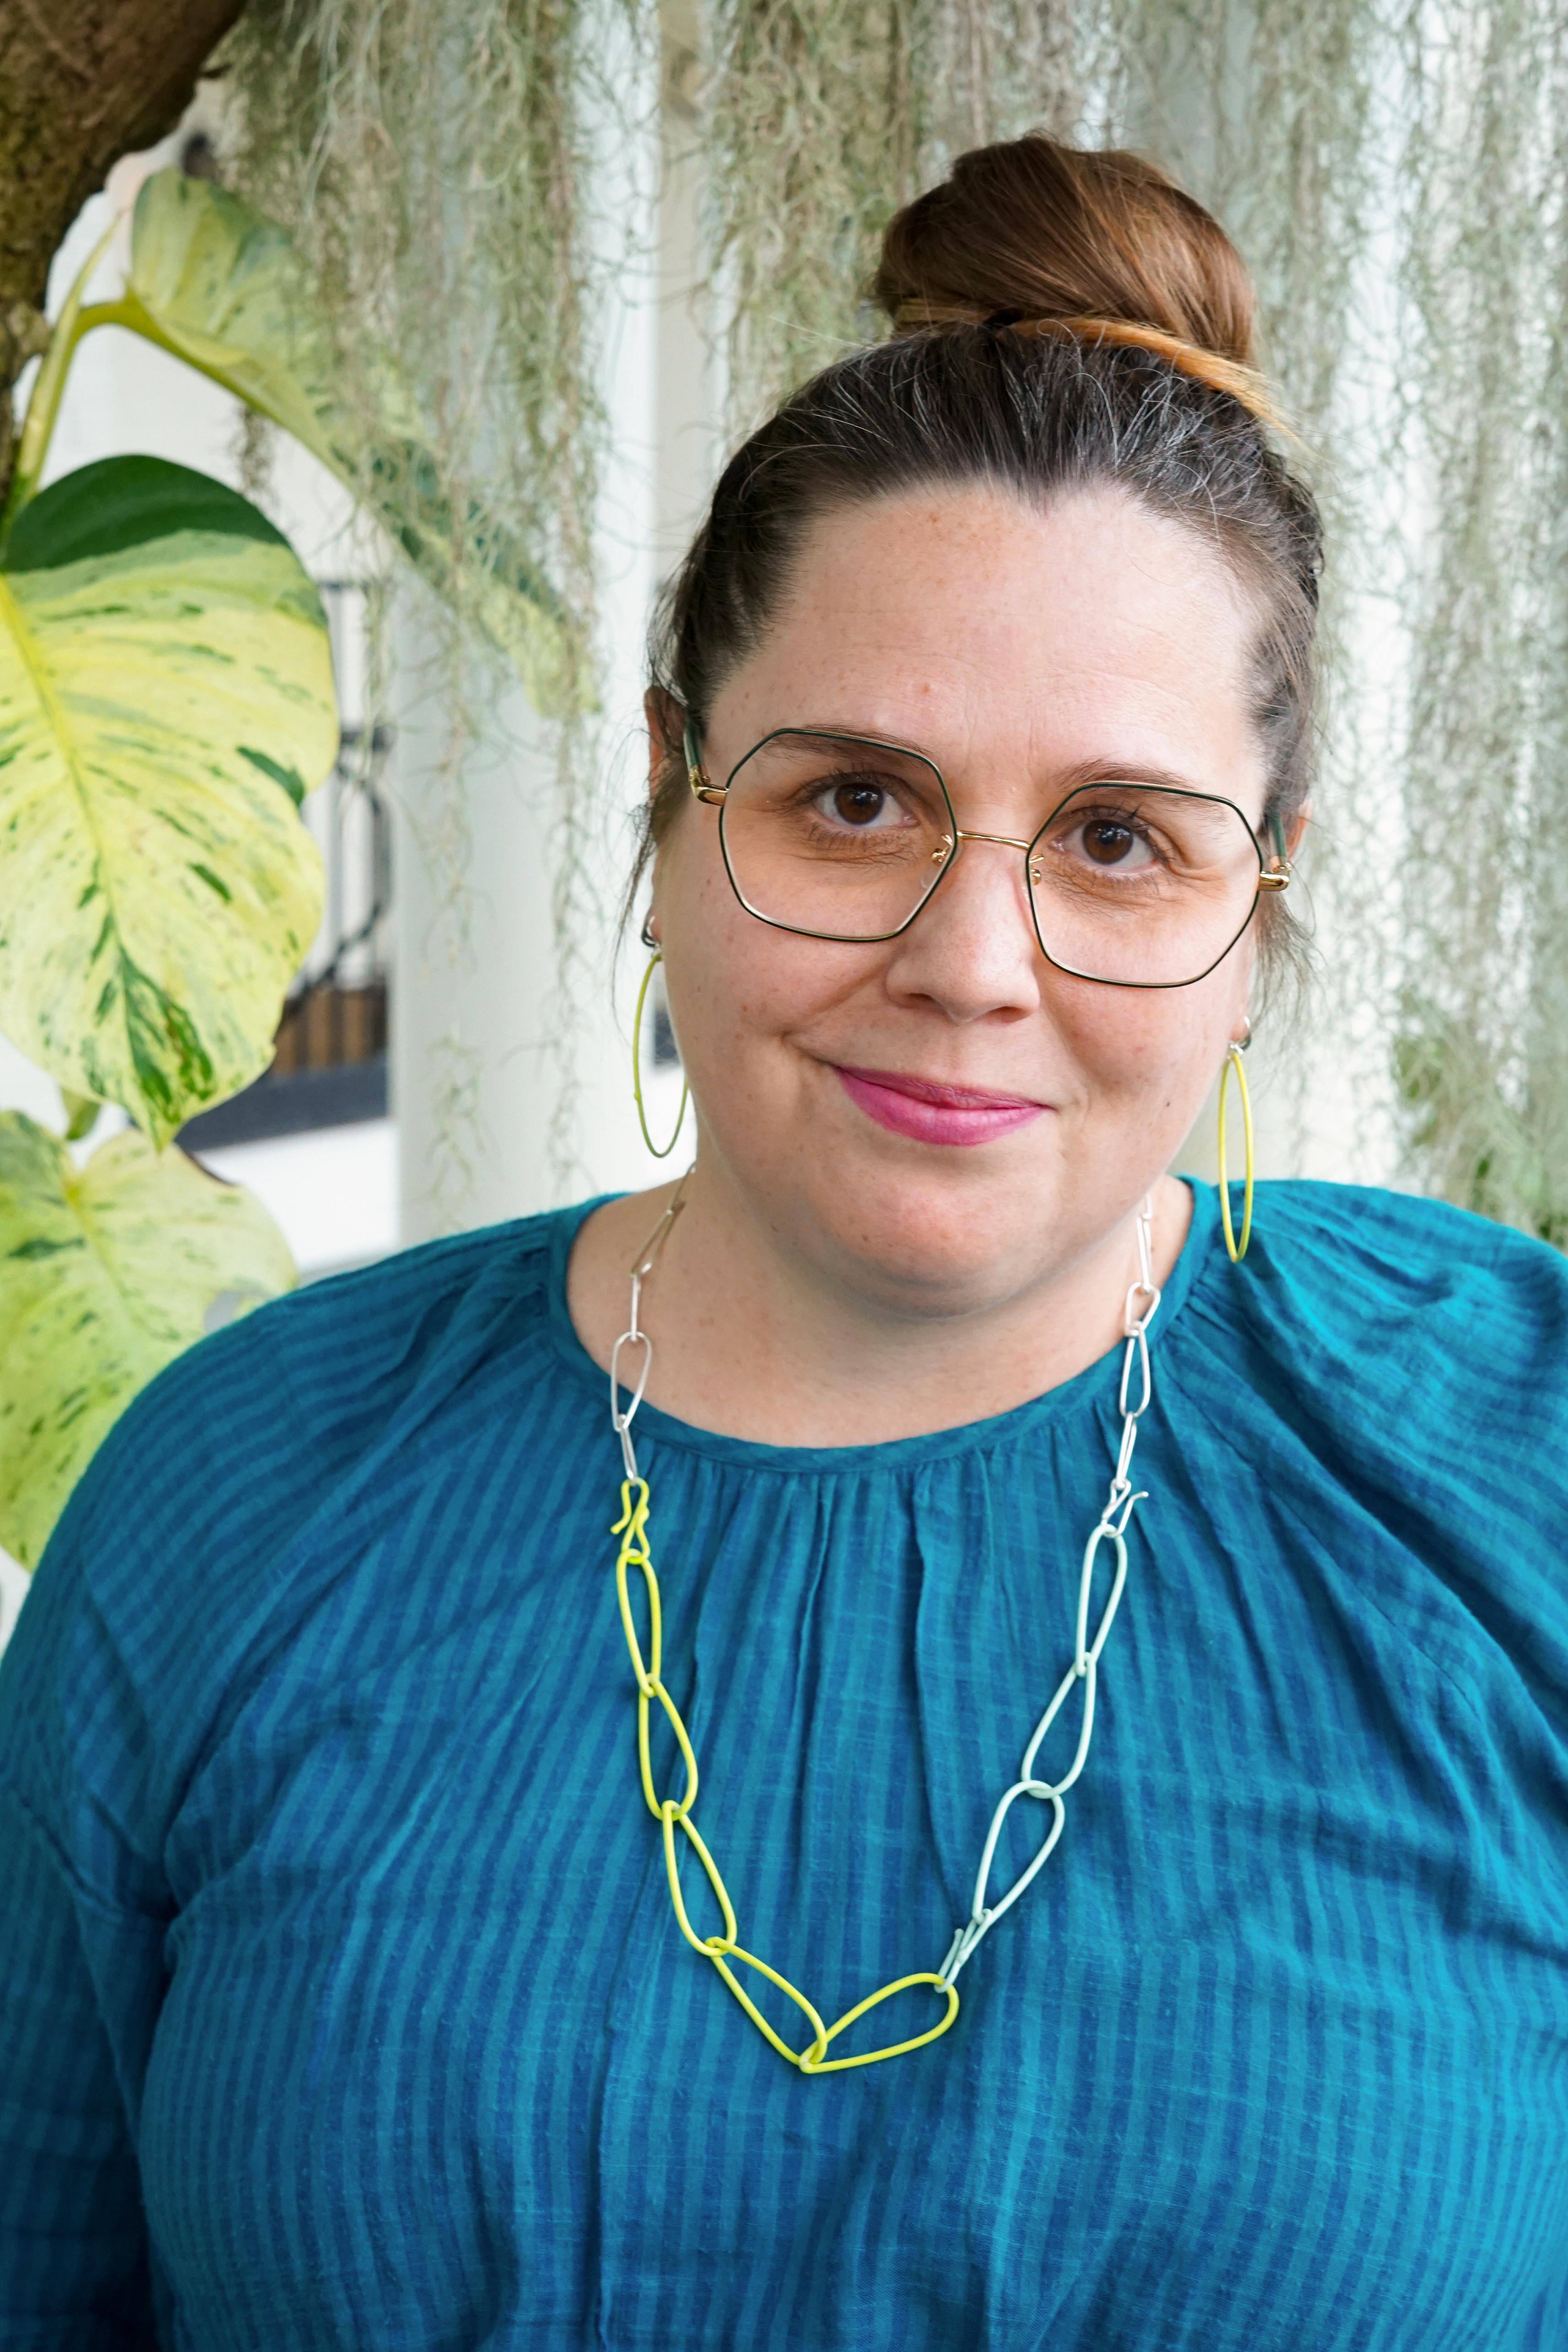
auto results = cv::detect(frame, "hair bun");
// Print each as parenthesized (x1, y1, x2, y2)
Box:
(872, 134, 1258, 373)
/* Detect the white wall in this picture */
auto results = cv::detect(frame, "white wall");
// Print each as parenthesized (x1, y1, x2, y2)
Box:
(0, 1550, 26, 1649)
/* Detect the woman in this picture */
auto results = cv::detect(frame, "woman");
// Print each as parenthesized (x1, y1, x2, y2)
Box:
(1, 135, 1565, 2351)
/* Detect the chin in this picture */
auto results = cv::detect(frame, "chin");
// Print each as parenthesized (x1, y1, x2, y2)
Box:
(798, 1164, 1058, 1318)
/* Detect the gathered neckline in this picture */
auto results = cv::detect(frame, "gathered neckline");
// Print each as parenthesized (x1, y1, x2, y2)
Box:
(545, 1177, 1220, 1478)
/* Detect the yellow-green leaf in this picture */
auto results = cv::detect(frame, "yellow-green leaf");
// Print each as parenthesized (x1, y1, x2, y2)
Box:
(121, 170, 576, 713)
(0, 454, 332, 1146)
(125, 167, 386, 476)
(0, 1113, 296, 1570)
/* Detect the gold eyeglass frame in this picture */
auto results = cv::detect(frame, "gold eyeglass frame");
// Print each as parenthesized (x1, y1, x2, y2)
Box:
(681, 716, 1291, 991)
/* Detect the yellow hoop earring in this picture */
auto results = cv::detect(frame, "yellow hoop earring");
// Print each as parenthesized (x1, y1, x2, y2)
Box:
(1217, 1042, 1255, 1263)
(633, 952, 689, 1159)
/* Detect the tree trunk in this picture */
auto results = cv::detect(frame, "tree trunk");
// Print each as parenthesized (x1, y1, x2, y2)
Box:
(0, 0, 249, 495)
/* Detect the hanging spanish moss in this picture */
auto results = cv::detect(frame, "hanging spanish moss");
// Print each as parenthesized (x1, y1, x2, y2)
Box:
(219, 0, 648, 1210)
(702, 1, 1080, 436)
(1391, 0, 1568, 1239)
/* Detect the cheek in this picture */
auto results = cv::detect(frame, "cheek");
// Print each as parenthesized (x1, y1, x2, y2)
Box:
(1043, 952, 1248, 1106)
(658, 828, 875, 1076)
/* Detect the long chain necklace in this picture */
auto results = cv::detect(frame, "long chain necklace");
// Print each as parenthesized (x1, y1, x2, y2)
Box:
(607, 1174, 1163, 2075)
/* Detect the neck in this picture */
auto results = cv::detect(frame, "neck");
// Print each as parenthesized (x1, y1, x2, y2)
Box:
(568, 1158, 1192, 1451)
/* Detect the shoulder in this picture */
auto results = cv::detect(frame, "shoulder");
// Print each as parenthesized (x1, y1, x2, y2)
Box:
(1168, 1179, 1568, 1754)
(1250, 1173, 1561, 1280)
(1221, 1175, 1568, 1361)
(1175, 1175, 1568, 1569)
(66, 1200, 578, 1542)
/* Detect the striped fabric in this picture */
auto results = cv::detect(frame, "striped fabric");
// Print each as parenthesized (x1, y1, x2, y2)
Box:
(1, 1179, 1566, 2350)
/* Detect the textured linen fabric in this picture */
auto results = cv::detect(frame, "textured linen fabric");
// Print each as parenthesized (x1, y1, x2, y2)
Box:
(1, 1177, 1567, 2351)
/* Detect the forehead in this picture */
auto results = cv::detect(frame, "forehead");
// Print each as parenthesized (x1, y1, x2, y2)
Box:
(714, 483, 1262, 788)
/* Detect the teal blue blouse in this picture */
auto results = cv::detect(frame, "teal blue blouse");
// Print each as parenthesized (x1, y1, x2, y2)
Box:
(1, 1179, 1566, 2348)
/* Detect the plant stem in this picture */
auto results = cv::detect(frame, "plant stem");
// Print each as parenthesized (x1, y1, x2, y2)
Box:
(0, 216, 121, 551)
(0, 259, 334, 559)
(77, 294, 324, 452)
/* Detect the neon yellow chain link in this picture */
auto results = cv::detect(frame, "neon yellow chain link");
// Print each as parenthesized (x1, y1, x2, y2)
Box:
(612, 1477, 960, 2073)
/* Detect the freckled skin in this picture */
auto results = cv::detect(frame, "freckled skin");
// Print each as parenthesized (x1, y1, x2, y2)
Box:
(569, 483, 1279, 1447)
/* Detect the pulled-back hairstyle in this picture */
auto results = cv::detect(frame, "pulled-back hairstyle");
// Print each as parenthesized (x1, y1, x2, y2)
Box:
(642, 134, 1322, 984)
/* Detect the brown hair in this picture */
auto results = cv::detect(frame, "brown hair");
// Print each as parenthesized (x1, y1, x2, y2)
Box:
(875, 139, 1258, 367)
(642, 134, 1321, 987)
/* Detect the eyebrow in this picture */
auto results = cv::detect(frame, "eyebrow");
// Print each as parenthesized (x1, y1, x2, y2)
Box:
(791, 724, 1220, 803)
(1044, 755, 1223, 798)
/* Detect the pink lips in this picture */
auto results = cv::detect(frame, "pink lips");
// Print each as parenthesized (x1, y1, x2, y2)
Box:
(834, 1064, 1046, 1147)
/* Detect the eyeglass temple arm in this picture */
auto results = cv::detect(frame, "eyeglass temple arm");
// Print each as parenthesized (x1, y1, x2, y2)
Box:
(683, 715, 726, 805)
(1258, 807, 1292, 891)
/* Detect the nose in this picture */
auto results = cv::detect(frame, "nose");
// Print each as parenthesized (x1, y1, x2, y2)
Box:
(951, 828, 1044, 884)
(884, 831, 1044, 1024)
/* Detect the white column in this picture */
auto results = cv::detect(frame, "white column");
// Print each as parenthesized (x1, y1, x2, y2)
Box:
(391, 5, 701, 1243)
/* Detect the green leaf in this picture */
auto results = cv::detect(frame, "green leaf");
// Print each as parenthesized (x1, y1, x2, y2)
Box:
(0, 454, 332, 1147)
(122, 169, 577, 712)
(0, 1113, 296, 1569)
(60, 1090, 101, 1143)
(124, 170, 357, 478)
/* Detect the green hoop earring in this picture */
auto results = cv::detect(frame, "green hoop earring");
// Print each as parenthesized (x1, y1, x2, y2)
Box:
(1217, 1040, 1255, 1263)
(633, 951, 689, 1159)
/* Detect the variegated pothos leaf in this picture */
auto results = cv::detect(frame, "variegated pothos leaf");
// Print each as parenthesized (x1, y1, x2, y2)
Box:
(0, 1113, 296, 1570)
(0, 455, 332, 1145)
(126, 166, 383, 474)
(124, 170, 576, 712)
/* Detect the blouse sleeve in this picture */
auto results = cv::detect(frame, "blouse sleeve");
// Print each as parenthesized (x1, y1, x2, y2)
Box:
(0, 1238, 491, 2343)
(0, 1294, 326, 2347)
(0, 1772, 160, 2345)
(0, 1467, 174, 2351)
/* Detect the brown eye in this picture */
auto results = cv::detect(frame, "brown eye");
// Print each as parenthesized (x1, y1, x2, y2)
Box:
(831, 783, 888, 827)
(1083, 819, 1137, 866)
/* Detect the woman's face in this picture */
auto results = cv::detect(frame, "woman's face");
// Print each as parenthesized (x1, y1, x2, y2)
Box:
(650, 483, 1268, 1317)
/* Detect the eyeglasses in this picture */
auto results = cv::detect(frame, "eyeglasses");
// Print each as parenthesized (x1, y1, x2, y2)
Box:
(680, 720, 1291, 990)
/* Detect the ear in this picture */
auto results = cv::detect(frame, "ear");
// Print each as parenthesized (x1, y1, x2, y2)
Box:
(645, 686, 683, 800)
(1285, 801, 1311, 857)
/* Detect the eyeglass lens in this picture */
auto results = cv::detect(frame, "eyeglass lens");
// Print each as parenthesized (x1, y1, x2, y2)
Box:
(717, 731, 1265, 986)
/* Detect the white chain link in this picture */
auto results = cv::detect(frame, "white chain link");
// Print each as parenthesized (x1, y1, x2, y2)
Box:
(937, 1195, 1161, 1988)
(610, 1175, 693, 1481)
